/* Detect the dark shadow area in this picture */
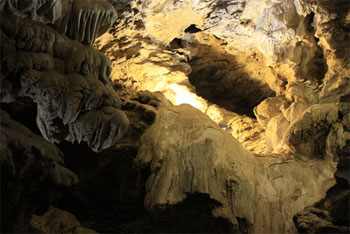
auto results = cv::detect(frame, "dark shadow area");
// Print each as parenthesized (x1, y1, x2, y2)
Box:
(169, 37, 184, 49)
(188, 43, 275, 118)
(294, 181, 350, 233)
(57, 140, 149, 233)
(302, 12, 328, 84)
(55, 90, 156, 232)
(148, 193, 234, 233)
(185, 24, 201, 33)
(1, 149, 54, 233)
(1, 97, 40, 135)
(308, 40, 328, 84)
(57, 141, 236, 233)
(294, 122, 350, 233)
(319, 177, 349, 227)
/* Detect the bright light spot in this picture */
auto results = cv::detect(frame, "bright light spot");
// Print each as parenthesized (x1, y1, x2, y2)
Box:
(163, 84, 208, 112)
(221, 126, 227, 130)
(206, 104, 224, 124)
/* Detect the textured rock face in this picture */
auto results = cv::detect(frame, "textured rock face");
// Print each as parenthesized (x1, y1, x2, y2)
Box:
(0, 0, 126, 232)
(1, 0, 349, 233)
(1, 0, 118, 45)
(97, 0, 349, 156)
(135, 102, 336, 233)
(0, 0, 128, 152)
(94, 0, 349, 232)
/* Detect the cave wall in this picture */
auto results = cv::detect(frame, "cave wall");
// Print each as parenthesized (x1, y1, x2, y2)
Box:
(96, 0, 350, 232)
(0, 0, 128, 153)
(98, 0, 350, 156)
(0, 0, 128, 232)
(1, 0, 349, 233)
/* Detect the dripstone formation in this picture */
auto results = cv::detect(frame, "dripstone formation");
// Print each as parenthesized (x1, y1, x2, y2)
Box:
(1, 0, 349, 233)
(1, 0, 127, 232)
(0, 0, 128, 153)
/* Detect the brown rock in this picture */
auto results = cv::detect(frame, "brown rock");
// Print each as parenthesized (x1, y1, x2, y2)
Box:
(30, 206, 97, 234)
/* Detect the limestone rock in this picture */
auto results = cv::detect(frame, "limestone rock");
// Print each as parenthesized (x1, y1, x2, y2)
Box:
(130, 0, 319, 72)
(254, 96, 289, 128)
(283, 103, 338, 158)
(96, 0, 349, 157)
(294, 206, 350, 233)
(30, 206, 97, 234)
(67, 0, 118, 45)
(222, 109, 268, 156)
(135, 103, 337, 233)
(94, 6, 274, 155)
(265, 114, 290, 153)
(1, 0, 117, 45)
(92, 1, 350, 231)
(0, 7, 128, 152)
(294, 183, 350, 234)
(1, 0, 349, 232)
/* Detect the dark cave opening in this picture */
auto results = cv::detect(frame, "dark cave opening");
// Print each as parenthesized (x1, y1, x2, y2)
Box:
(1, 97, 40, 135)
(305, 12, 315, 33)
(310, 42, 328, 84)
(188, 43, 275, 118)
(56, 141, 149, 233)
(303, 11, 328, 83)
(169, 37, 184, 49)
(185, 24, 202, 33)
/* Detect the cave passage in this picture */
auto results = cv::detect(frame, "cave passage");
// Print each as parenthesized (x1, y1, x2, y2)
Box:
(188, 43, 275, 118)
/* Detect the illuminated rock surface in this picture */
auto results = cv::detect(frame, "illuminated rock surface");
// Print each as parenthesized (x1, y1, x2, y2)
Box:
(135, 102, 336, 233)
(1, 0, 349, 233)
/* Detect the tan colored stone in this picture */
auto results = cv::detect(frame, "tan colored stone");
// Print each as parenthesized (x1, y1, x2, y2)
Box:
(135, 103, 336, 233)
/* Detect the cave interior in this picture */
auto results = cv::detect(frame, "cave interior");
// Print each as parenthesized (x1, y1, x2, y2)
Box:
(0, 0, 349, 233)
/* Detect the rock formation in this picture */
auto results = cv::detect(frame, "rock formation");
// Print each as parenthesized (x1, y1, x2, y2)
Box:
(135, 100, 336, 233)
(1, 0, 349, 233)
(0, 0, 127, 232)
(30, 206, 97, 234)
(0, 0, 128, 152)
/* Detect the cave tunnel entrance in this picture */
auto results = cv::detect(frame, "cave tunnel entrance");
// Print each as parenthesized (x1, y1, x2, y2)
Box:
(188, 42, 275, 118)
